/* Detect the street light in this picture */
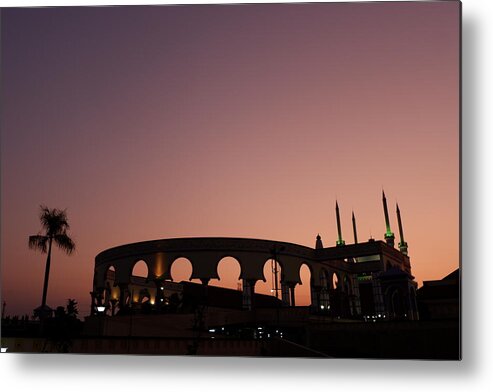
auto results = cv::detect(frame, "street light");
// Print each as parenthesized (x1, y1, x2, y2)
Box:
(95, 306, 107, 338)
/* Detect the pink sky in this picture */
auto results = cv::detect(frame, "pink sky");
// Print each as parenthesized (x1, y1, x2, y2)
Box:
(1, 2, 459, 316)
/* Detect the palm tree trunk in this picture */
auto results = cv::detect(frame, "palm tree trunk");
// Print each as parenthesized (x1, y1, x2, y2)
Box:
(41, 237, 53, 309)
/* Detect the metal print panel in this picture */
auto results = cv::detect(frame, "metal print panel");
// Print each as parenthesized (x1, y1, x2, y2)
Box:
(0, 1, 460, 359)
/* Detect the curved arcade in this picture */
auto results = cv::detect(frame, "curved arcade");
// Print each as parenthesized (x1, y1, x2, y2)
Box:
(91, 193, 419, 321)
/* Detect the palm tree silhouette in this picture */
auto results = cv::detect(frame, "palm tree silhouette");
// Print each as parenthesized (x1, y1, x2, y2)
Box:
(29, 206, 75, 315)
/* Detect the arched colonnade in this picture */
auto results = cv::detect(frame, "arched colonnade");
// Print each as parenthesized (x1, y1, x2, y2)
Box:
(91, 237, 358, 315)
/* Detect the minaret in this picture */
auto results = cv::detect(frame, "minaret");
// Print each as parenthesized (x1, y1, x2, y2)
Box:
(335, 201, 345, 246)
(352, 211, 358, 244)
(315, 234, 324, 249)
(396, 203, 408, 255)
(382, 190, 395, 247)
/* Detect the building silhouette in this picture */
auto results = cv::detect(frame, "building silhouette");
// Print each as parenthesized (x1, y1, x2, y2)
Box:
(90, 191, 418, 321)
(2, 192, 460, 358)
(417, 269, 459, 320)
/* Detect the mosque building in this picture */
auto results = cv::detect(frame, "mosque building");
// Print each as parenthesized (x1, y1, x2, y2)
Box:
(90, 191, 418, 322)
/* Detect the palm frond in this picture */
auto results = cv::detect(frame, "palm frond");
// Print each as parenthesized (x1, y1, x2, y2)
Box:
(28, 235, 49, 253)
(54, 232, 76, 255)
(39, 205, 70, 236)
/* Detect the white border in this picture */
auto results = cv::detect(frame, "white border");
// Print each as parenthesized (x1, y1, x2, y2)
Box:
(2, 0, 492, 390)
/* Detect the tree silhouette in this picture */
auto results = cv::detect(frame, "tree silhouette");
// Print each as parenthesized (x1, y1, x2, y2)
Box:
(29, 206, 75, 315)
(43, 299, 82, 352)
(66, 299, 78, 318)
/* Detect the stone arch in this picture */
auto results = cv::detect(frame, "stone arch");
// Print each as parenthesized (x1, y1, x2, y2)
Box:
(170, 257, 194, 283)
(256, 258, 283, 298)
(339, 274, 353, 317)
(131, 259, 149, 279)
(128, 287, 154, 314)
(265, 255, 284, 282)
(94, 263, 117, 289)
(210, 256, 242, 290)
(295, 263, 312, 306)
(102, 265, 116, 305)
(385, 285, 405, 319)
(332, 272, 340, 290)
(318, 268, 331, 310)
(126, 260, 155, 311)
(139, 289, 151, 304)
(104, 265, 116, 281)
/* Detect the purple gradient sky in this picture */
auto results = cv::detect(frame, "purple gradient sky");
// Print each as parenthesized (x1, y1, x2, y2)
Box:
(1, 2, 459, 316)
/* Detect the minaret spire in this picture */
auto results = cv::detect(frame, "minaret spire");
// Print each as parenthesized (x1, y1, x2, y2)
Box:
(396, 203, 408, 255)
(352, 211, 358, 244)
(382, 190, 395, 247)
(335, 201, 345, 246)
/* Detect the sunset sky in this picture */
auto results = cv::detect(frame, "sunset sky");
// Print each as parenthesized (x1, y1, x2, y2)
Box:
(1, 2, 459, 316)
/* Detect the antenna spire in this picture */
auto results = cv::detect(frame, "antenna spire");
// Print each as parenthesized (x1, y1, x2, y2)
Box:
(335, 201, 345, 246)
(382, 190, 395, 247)
(352, 211, 358, 244)
(396, 203, 408, 255)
